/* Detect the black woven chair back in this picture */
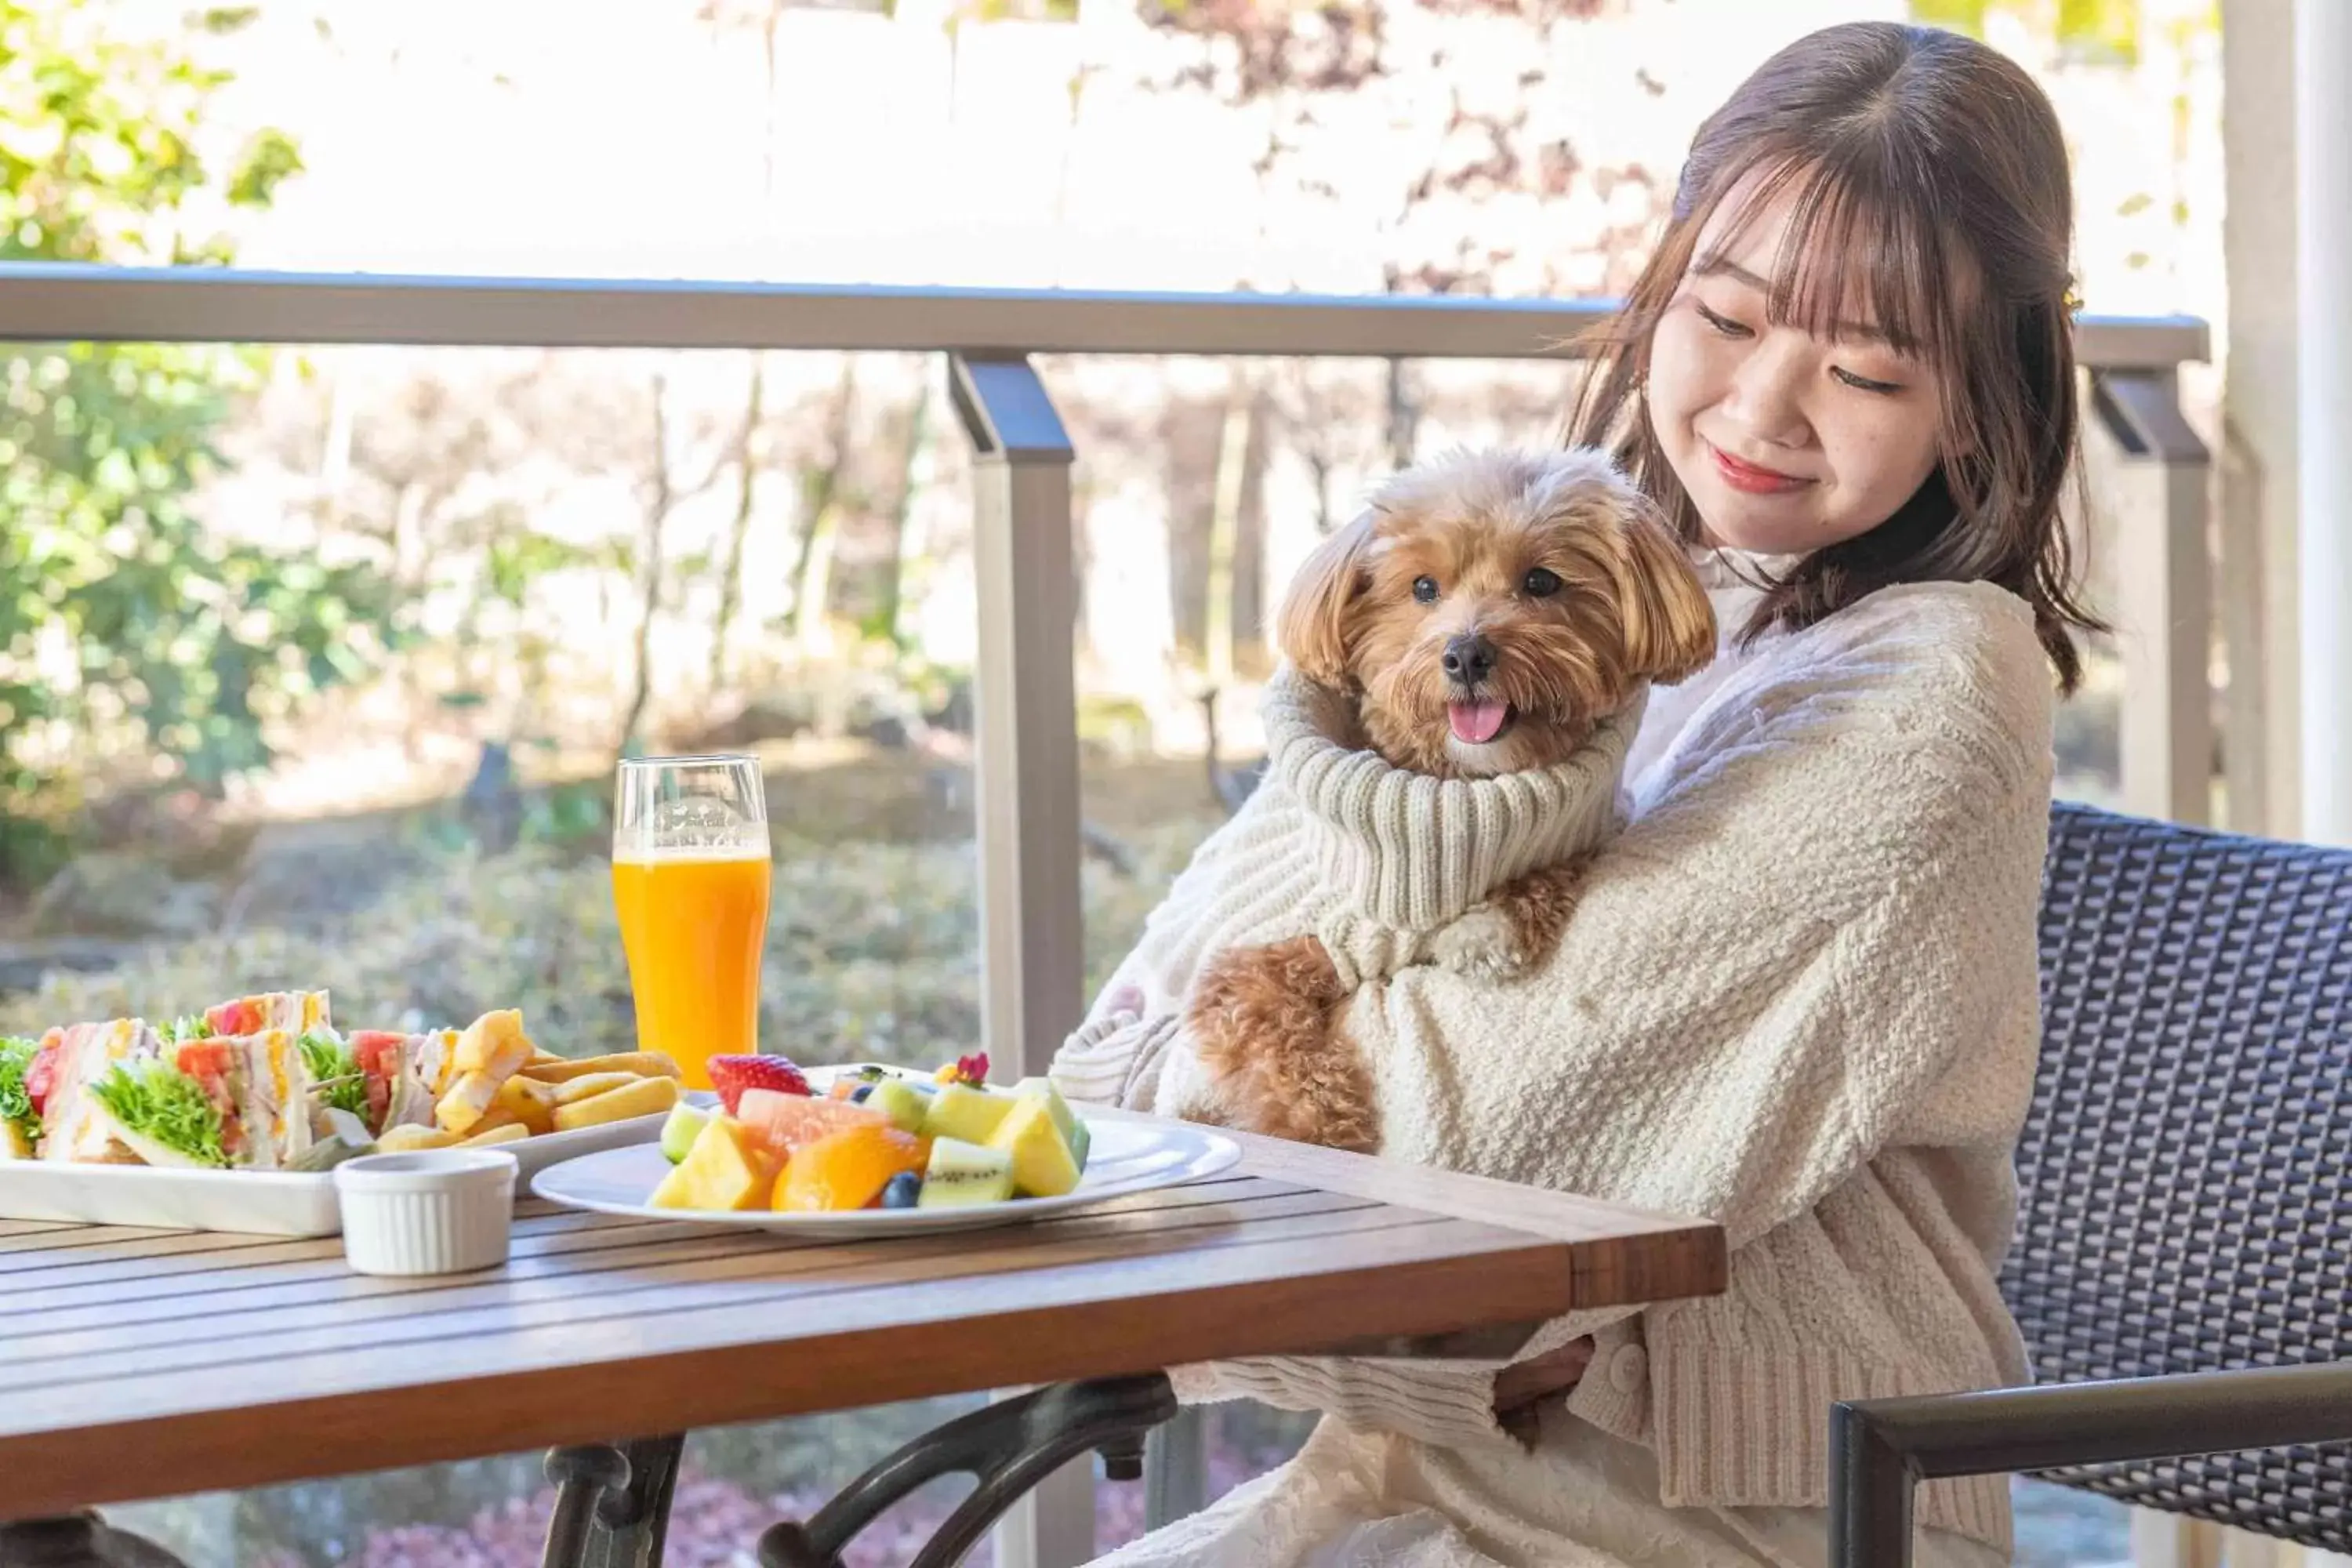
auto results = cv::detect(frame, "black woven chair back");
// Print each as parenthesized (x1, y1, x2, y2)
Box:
(2009, 801, 2352, 1547)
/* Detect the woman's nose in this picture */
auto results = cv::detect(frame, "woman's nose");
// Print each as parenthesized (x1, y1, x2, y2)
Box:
(1722, 340, 1813, 448)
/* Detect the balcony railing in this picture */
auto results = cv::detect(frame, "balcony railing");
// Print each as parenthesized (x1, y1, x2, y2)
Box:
(0, 262, 2220, 1567)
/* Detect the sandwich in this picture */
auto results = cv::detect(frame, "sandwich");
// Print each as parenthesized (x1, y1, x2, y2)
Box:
(174, 989, 333, 1041)
(347, 1029, 445, 1135)
(37, 1019, 166, 1163)
(1, 1035, 39, 1159)
(84, 1029, 315, 1171)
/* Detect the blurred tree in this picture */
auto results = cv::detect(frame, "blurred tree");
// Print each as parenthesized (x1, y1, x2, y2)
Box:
(0, 0, 394, 880)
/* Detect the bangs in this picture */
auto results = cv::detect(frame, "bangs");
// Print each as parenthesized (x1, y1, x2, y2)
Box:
(1695, 156, 1960, 365)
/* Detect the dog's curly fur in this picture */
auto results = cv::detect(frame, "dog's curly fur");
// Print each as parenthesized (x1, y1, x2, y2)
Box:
(1187, 934, 1372, 1152)
(1192, 449, 1712, 1152)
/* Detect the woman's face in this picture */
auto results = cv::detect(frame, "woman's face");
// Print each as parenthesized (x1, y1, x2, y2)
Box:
(1644, 176, 1951, 555)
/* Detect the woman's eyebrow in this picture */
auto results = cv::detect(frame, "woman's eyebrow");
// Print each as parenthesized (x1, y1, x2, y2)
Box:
(1690, 252, 1891, 345)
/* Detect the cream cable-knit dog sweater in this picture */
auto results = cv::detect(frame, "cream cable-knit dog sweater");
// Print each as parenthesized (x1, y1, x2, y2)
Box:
(1054, 579, 2053, 1558)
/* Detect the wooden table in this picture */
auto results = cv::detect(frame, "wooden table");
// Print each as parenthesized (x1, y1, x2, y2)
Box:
(0, 1120, 1724, 1566)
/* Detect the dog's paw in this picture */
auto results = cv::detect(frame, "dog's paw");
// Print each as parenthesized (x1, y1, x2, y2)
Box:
(1429, 903, 1530, 981)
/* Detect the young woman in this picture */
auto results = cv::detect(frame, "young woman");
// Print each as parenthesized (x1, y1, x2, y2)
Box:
(1057, 20, 2089, 1566)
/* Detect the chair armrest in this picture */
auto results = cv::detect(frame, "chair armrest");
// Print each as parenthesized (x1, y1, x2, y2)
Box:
(1828, 1361, 2352, 1567)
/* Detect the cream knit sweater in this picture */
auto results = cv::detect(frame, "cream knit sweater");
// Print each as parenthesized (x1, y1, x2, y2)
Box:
(1054, 578, 2053, 1557)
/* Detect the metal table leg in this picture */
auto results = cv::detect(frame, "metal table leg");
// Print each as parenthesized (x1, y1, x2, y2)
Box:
(540, 1435, 686, 1568)
(761, 1374, 1178, 1568)
(0, 1515, 188, 1568)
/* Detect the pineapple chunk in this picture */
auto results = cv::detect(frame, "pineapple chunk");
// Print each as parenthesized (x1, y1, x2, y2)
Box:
(988, 1097, 1083, 1199)
(648, 1116, 775, 1211)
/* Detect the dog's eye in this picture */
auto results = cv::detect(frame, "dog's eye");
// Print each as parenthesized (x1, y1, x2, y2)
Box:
(1522, 567, 1563, 597)
(1412, 575, 1440, 604)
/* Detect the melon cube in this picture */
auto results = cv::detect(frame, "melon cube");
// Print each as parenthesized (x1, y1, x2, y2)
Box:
(988, 1096, 1083, 1199)
(1011, 1078, 1090, 1171)
(648, 1116, 774, 1211)
(920, 1082, 1012, 1145)
(867, 1078, 931, 1134)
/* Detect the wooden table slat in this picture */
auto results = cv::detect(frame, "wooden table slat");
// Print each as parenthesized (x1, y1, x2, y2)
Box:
(12, 1196, 1412, 1390)
(8, 1185, 1366, 1361)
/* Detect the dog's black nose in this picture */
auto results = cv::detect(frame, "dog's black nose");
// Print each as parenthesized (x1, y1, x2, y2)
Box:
(1442, 633, 1497, 685)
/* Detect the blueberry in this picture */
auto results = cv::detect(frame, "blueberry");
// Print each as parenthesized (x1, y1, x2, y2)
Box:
(881, 1172, 922, 1209)
(851, 1083, 874, 1103)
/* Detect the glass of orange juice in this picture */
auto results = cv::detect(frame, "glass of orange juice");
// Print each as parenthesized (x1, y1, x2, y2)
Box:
(612, 754, 772, 1091)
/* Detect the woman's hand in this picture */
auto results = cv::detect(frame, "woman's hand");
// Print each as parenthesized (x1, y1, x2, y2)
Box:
(1494, 1338, 1595, 1446)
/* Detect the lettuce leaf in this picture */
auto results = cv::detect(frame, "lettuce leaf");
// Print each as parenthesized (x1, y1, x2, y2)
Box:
(299, 1030, 368, 1120)
(89, 1059, 229, 1168)
(0, 1036, 37, 1143)
(156, 1014, 216, 1047)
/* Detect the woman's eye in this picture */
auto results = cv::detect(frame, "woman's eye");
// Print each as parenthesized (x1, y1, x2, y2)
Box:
(1832, 365, 1904, 395)
(1412, 575, 1440, 604)
(1522, 567, 1563, 597)
(1693, 300, 1752, 339)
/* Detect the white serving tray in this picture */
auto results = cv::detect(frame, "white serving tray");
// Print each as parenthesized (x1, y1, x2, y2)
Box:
(0, 1112, 671, 1238)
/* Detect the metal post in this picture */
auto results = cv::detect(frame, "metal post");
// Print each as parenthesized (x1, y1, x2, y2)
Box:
(1827, 1403, 1918, 1568)
(2298, 0, 2352, 845)
(949, 353, 1094, 1568)
(949, 353, 1086, 1083)
(1142, 1406, 1209, 1530)
(2092, 368, 2215, 825)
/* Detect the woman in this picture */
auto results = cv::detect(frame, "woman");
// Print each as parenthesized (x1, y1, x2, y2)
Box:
(1057, 20, 2088, 1566)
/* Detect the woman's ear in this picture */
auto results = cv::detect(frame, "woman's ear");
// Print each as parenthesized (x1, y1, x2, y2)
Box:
(1274, 512, 1377, 686)
(1607, 503, 1716, 684)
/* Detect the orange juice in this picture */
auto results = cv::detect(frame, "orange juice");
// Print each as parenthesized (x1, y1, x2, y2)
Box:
(612, 850, 771, 1090)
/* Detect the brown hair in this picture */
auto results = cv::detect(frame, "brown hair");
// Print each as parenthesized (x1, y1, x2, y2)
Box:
(1566, 20, 2100, 691)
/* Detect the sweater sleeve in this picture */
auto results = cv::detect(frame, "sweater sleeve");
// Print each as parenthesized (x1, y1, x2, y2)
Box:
(1174, 587, 2055, 1443)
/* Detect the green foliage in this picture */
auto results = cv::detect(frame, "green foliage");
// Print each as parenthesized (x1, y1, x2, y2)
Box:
(0, 0, 392, 879)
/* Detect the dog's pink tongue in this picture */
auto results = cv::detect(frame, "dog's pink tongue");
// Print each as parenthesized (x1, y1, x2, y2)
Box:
(1448, 700, 1510, 745)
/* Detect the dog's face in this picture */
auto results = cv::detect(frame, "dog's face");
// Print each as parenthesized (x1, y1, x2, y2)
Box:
(1276, 449, 1715, 779)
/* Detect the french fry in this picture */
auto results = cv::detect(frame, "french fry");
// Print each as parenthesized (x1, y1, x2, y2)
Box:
(518, 1052, 681, 1084)
(454, 1010, 534, 1080)
(458, 1122, 529, 1149)
(548, 1072, 642, 1106)
(436, 1070, 503, 1135)
(493, 1074, 556, 1137)
(376, 1124, 458, 1153)
(552, 1076, 681, 1132)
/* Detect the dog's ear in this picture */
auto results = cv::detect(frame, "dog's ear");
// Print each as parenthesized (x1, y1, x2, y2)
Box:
(1606, 503, 1716, 684)
(1275, 512, 1377, 686)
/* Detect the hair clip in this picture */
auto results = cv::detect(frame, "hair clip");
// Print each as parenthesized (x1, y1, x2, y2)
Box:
(2062, 280, 2084, 319)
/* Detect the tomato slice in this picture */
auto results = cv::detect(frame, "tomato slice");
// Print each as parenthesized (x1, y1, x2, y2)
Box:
(205, 999, 263, 1037)
(175, 1039, 237, 1082)
(350, 1033, 405, 1126)
(23, 1033, 61, 1116)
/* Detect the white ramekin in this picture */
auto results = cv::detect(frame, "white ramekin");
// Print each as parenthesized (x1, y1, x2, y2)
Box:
(333, 1149, 518, 1276)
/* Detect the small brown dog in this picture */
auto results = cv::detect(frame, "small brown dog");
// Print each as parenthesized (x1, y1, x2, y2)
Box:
(1186, 448, 1715, 1152)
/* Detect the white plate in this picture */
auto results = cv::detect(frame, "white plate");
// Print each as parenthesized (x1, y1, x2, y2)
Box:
(530, 1116, 1242, 1239)
(0, 1111, 673, 1238)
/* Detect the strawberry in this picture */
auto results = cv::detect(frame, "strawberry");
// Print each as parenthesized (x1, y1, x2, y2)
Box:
(707, 1054, 811, 1116)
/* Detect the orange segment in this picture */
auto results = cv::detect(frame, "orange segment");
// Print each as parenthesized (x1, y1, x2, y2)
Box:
(778, 1124, 927, 1212)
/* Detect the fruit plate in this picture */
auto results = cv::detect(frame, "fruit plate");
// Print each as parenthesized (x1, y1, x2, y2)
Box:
(0, 1111, 676, 1238)
(528, 1115, 1243, 1240)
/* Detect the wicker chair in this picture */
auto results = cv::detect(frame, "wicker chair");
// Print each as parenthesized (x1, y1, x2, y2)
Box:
(1831, 802, 2352, 1563)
